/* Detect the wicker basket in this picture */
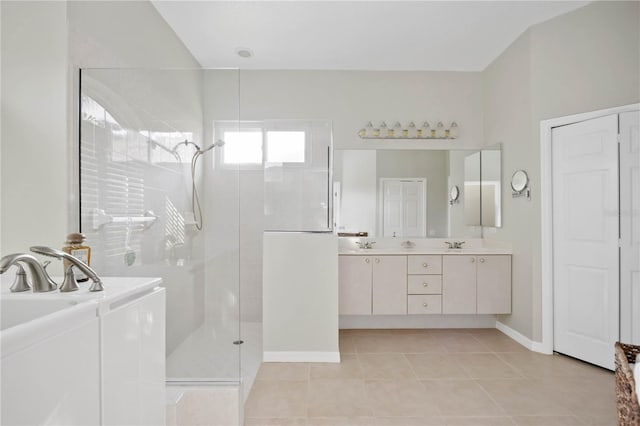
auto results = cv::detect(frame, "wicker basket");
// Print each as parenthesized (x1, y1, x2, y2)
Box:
(615, 342, 640, 425)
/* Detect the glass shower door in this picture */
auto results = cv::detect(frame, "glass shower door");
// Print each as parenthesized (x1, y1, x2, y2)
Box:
(79, 68, 241, 384)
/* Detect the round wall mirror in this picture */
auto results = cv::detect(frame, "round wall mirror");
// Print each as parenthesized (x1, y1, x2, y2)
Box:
(511, 170, 529, 192)
(449, 185, 460, 203)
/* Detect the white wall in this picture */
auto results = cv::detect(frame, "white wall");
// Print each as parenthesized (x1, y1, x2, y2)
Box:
(1, 1, 69, 255)
(238, 70, 484, 151)
(484, 0, 640, 341)
(263, 232, 339, 362)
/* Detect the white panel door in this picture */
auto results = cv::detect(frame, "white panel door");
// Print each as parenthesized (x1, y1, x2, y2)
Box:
(382, 180, 404, 237)
(402, 181, 425, 237)
(382, 179, 426, 237)
(552, 114, 619, 370)
(620, 111, 640, 344)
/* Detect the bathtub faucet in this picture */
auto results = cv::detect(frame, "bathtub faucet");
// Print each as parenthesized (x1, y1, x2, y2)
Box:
(0, 253, 58, 293)
(30, 246, 104, 292)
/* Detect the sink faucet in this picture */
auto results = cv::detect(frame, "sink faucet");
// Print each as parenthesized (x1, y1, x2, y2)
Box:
(30, 246, 104, 292)
(0, 253, 58, 292)
(355, 241, 376, 249)
(445, 241, 466, 249)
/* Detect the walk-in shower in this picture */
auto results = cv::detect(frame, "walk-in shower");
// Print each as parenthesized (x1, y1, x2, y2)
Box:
(78, 68, 247, 389)
(78, 68, 333, 422)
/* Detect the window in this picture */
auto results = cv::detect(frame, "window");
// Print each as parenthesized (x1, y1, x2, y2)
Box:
(221, 130, 263, 165)
(266, 131, 306, 163)
(213, 121, 312, 169)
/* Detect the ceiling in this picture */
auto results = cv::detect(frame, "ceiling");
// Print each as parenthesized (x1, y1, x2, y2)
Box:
(151, 1, 589, 71)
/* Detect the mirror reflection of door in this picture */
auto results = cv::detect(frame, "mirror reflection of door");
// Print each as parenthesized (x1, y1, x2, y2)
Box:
(380, 178, 426, 237)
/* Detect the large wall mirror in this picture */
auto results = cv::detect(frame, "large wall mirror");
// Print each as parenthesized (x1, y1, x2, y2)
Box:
(333, 146, 502, 239)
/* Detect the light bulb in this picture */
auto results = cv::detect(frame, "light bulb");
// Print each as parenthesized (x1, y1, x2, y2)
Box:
(436, 122, 445, 138)
(449, 122, 459, 139)
(363, 121, 374, 138)
(421, 122, 431, 138)
(407, 122, 417, 138)
(379, 121, 387, 138)
(393, 122, 402, 138)
(373, 122, 382, 137)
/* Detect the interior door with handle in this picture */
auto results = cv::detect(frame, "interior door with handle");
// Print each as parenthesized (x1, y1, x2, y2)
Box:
(620, 110, 640, 344)
(552, 114, 619, 370)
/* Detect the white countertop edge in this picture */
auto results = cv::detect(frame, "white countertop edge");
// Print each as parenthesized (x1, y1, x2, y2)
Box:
(338, 249, 512, 255)
(1, 276, 163, 358)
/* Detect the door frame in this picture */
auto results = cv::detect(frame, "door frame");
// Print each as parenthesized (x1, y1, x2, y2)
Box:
(540, 102, 640, 354)
(378, 178, 427, 237)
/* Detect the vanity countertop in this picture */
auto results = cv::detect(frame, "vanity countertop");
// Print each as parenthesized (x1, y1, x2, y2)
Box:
(339, 247, 512, 255)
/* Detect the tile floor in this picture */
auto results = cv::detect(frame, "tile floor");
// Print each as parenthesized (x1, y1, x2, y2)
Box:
(244, 329, 616, 426)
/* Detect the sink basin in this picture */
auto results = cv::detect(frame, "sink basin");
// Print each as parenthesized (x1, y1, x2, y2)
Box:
(0, 298, 79, 331)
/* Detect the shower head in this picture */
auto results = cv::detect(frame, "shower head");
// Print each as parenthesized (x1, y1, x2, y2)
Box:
(199, 139, 225, 153)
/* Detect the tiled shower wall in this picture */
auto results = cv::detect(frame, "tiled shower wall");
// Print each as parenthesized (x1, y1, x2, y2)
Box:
(79, 70, 206, 356)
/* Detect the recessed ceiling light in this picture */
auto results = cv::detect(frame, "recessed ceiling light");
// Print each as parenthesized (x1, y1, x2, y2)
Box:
(235, 47, 253, 58)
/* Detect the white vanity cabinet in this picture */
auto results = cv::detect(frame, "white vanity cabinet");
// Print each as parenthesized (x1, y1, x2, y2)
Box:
(442, 255, 511, 314)
(476, 255, 511, 314)
(442, 256, 478, 314)
(102, 287, 166, 426)
(338, 255, 407, 315)
(339, 252, 511, 316)
(339, 256, 373, 315)
(372, 256, 407, 315)
(1, 318, 101, 426)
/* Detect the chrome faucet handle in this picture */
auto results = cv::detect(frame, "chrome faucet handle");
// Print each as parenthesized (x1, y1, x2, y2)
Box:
(59, 265, 80, 293)
(0, 253, 57, 292)
(454, 241, 466, 249)
(355, 241, 364, 249)
(30, 246, 103, 292)
(445, 241, 454, 249)
(9, 264, 32, 293)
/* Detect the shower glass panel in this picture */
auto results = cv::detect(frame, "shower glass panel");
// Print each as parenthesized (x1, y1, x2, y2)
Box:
(262, 120, 333, 232)
(79, 68, 241, 383)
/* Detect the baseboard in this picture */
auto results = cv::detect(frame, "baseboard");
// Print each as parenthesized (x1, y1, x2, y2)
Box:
(263, 351, 341, 363)
(495, 321, 551, 354)
(340, 314, 497, 329)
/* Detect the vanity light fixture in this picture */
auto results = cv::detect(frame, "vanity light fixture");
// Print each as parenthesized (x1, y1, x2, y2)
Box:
(358, 121, 459, 140)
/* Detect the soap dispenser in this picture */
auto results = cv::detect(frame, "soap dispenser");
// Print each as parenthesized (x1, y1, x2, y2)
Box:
(62, 233, 92, 282)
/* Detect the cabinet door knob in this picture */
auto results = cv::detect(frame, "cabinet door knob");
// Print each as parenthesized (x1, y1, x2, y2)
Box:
(423, 302, 428, 307)
(422, 263, 428, 267)
(479, 258, 485, 263)
(375, 258, 380, 263)
(470, 258, 475, 263)
(423, 282, 428, 287)
(365, 258, 370, 264)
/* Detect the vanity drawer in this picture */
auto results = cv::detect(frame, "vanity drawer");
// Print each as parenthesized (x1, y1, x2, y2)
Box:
(408, 295, 442, 314)
(408, 275, 442, 295)
(408, 255, 442, 275)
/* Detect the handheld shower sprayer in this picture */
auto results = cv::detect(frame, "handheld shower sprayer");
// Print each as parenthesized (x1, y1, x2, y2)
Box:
(171, 139, 226, 231)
